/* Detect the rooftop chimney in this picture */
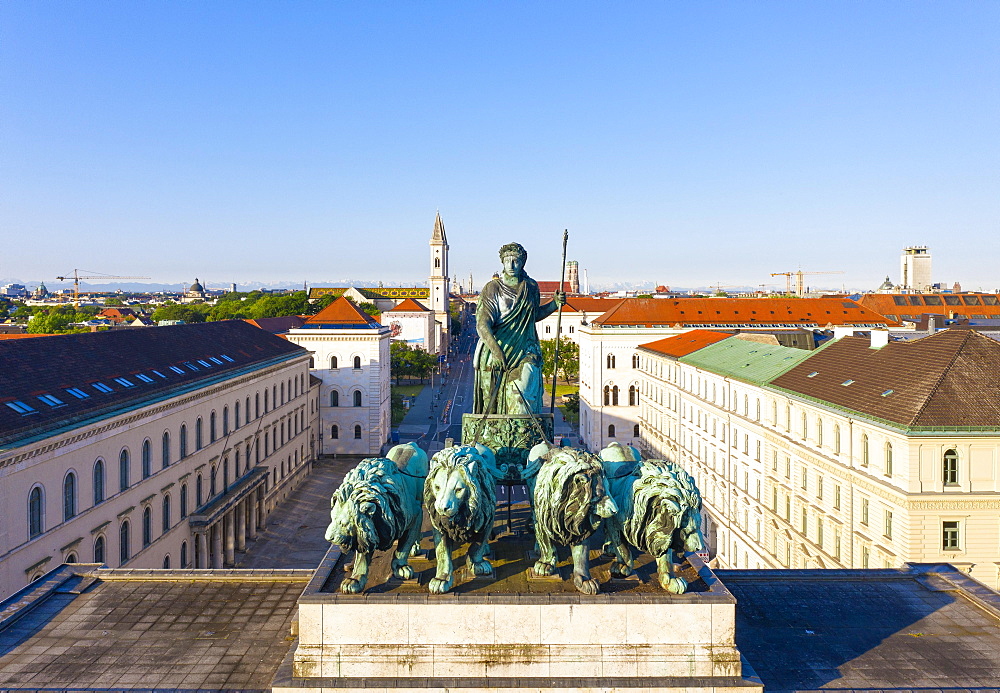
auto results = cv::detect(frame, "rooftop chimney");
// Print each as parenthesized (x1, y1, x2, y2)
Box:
(870, 329, 889, 349)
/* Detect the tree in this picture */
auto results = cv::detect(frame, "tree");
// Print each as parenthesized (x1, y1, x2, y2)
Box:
(309, 293, 337, 314)
(390, 341, 438, 383)
(104, 297, 124, 306)
(357, 301, 380, 317)
(540, 339, 580, 383)
(151, 303, 210, 323)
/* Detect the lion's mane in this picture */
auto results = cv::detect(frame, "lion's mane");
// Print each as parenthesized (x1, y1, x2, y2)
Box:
(423, 447, 496, 545)
(326, 458, 411, 555)
(533, 448, 607, 547)
(621, 460, 703, 557)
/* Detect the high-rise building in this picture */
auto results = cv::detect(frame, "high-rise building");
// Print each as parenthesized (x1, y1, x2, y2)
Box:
(566, 260, 580, 294)
(901, 246, 932, 291)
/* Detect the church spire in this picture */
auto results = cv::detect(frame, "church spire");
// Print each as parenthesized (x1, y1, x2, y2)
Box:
(432, 210, 448, 244)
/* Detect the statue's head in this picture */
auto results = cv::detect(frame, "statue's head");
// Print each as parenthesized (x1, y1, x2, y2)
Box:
(499, 242, 528, 277)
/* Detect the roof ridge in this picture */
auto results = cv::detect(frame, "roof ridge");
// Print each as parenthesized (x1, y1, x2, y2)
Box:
(905, 331, 971, 427)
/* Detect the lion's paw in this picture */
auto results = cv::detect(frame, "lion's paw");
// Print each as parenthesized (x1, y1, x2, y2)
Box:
(573, 574, 600, 595)
(428, 575, 454, 594)
(533, 561, 556, 576)
(340, 577, 365, 594)
(394, 564, 415, 580)
(661, 576, 688, 594)
(409, 544, 422, 557)
(610, 562, 633, 578)
(472, 560, 493, 576)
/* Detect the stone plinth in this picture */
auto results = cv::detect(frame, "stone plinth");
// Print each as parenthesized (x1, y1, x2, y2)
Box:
(276, 546, 762, 692)
(461, 413, 553, 474)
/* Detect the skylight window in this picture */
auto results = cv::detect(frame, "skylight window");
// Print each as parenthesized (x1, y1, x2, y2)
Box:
(114, 378, 135, 388)
(93, 382, 113, 393)
(169, 366, 185, 375)
(881, 389, 894, 396)
(184, 362, 199, 372)
(152, 370, 167, 379)
(135, 374, 154, 383)
(841, 379, 854, 386)
(197, 360, 212, 368)
(65, 388, 90, 399)
(209, 357, 223, 365)
(220, 354, 234, 362)
(37, 394, 65, 407)
(807, 372, 819, 378)
(6, 400, 36, 414)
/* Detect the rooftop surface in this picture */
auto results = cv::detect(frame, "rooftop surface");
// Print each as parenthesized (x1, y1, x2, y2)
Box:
(771, 329, 1000, 430)
(301, 296, 383, 329)
(638, 329, 734, 358)
(679, 335, 815, 385)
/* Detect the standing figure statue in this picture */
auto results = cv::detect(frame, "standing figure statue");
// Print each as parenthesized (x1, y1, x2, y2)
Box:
(474, 242, 564, 415)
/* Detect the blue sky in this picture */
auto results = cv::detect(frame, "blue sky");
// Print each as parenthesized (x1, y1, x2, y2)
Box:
(3, 2, 998, 291)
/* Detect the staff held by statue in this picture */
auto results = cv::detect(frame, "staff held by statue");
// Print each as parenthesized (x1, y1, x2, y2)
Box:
(549, 229, 569, 415)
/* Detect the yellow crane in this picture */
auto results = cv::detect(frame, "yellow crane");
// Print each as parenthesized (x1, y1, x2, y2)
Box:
(55, 269, 150, 308)
(770, 270, 844, 297)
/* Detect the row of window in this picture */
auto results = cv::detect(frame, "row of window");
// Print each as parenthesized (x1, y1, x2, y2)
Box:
(328, 390, 364, 407)
(330, 424, 363, 440)
(605, 424, 640, 439)
(329, 356, 363, 370)
(602, 384, 638, 407)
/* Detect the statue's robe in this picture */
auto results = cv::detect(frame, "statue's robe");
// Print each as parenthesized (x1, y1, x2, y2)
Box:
(473, 274, 544, 415)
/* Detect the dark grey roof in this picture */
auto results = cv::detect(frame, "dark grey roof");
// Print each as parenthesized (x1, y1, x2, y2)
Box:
(0, 320, 306, 448)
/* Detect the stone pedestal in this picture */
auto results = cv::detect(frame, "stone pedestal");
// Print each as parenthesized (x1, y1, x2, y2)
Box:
(273, 547, 762, 692)
(461, 413, 553, 474)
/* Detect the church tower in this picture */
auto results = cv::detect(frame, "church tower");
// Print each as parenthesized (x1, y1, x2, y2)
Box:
(429, 212, 450, 351)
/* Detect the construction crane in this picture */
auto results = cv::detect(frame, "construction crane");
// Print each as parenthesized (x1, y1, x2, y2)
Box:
(56, 269, 150, 307)
(770, 270, 844, 297)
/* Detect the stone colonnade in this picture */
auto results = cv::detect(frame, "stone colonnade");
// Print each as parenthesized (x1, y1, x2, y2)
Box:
(193, 487, 266, 569)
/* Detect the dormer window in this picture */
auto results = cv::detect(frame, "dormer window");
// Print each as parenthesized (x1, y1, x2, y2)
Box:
(93, 382, 114, 393)
(6, 400, 36, 414)
(38, 394, 65, 406)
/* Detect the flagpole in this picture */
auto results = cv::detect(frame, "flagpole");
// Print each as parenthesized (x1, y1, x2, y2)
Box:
(549, 229, 569, 415)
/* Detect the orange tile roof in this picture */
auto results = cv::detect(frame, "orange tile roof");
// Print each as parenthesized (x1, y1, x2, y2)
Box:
(857, 293, 1000, 321)
(0, 333, 60, 340)
(593, 297, 899, 328)
(303, 296, 381, 327)
(385, 298, 429, 312)
(541, 297, 627, 314)
(638, 330, 733, 358)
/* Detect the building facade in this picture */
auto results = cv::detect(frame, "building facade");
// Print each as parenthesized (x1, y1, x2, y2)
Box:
(635, 329, 1000, 589)
(900, 245, 932, 291)
(0, 321, 319, 599)
(285, 297, 391, 457)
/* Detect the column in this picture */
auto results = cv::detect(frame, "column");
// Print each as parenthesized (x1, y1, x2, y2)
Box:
(224, 512, 236, 567)
(195, 531, 208, 569)
(257, 488, 267, 531)
(249, 495, 259, 540)
(235, 501, 247, 552)
(211, 523, 223, 569)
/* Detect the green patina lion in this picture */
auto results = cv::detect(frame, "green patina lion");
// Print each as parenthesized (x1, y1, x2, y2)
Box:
(324, 443, 427, 594)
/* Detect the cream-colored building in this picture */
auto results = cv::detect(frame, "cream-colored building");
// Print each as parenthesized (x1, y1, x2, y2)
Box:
(578, 297, 898, 454)
(0, 321, 319, 599)
(286, 297, 391, 457)
(635, 329, 1000, 589)
(382, 298, 436, 353)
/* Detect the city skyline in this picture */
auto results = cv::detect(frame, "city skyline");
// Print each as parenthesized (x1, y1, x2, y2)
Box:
(3, 3, 998, 289)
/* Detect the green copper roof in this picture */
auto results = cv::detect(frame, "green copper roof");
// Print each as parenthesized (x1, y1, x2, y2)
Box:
(678, 337, 814, 385)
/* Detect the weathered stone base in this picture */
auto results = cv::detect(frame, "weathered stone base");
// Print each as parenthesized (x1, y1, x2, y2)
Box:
(461, 413, 553, 474)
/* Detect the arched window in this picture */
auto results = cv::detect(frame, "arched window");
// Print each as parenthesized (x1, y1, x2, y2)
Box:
(608, 424, 616, 438)
(161, 432, 170, 469)
(141, 440, 151, 478)
(246, 444, 252, 471)
(632, 353, 639, 368)
(330, 355, 338, 369)
(330, 390, 339, 407)
(180, 541, 188, 568)
(223, 406, 230, 435)
(331, 425, 339, 439)
(545, 325, 551, 334)
(264, 390, 270, 412)
(861, 434, 870, 466)
(885, 443, 893, 477)
(943, 449, 959, 485)
(607, 354, 616, 369)
(353, 391, 362, 407)
(180, 425, 188, 458)
(163, 555, 170, 569)
(435, 257, 440, 268)
(612, 386, 619, 406)
(834, 424, 841, 454)
(264, 431, 270, 455)
(119, 520, 130, 564)
(817, 418, 823, 447)
(353, 356, 362, 369)
(281, 460, 286, 477)
(633, 424, 640, 438)
(142, 507, 152, 547)
(255, 393, 260, 418)
(744, 394, 749, 415)
(63, 472, 77, 521)
(180, 484, 188, 518)
(223, 457, 230, 491)
(603, 386, 610, 406)
(210, 465, 217, 497)
(628, 385, 637, 406)
(119, 449, 130, 491)
(234, 450, 240, 479)
(234, 401, 241, 429)
(801, 412, 808, 440)
(93, 460, 105, 505)
(755, 399, 761, 421)
(162, 495, 171, 532)
(280, 383, 285, 405)
(66, 552, 78, 563)
(196, 474, 204, 507)
(210, 412, 217, 442)
(196, 418, 204, 449)
(94, 535, 105, 564)
(354, 424, 362, 439)
(28, 486, 44, 539)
